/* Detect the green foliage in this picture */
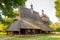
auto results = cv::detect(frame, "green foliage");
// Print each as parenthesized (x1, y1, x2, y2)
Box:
(0, 0, 26, 18)
(0, 18, 14, 31)
(55, 0, 60, 20)
(0, 0, 26, 31)
(0, 14, 3, 21)
(50, 22, 60, 30)
(0, 0, 26, 32)
(56, 27, 60, 32)
(0, 22, 8, 31)
(0, 0, 26, 19)
(43, 14, 52, 25)
(3, 18, 14, 26)
(48, 20, 52, 25)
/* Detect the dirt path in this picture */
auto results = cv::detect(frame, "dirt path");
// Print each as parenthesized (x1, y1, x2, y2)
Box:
(49, 36, 60, 38)
(0, 37, 13, 40)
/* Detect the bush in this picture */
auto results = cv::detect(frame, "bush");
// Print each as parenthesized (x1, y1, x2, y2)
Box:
(56, 27, 60, 32)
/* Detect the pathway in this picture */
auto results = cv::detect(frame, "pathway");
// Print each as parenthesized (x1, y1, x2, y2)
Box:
(0, 37, 13, 40)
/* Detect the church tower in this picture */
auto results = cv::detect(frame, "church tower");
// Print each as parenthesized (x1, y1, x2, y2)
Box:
(42, 10, 44, 15)
(41, 10, 45, 17)
(31, 4, 33, 10)
(30, 4, 33, 13)
(41, 10, 49, 22)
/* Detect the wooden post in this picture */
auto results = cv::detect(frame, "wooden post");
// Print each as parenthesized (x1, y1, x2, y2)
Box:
(8, 31, 13, 36)
(27, 29, 31, 35)
(33, 29, 35, 34)
(10, 31, 13, 36)
(46, 31, 48, 33)
(7, 31, 8, 35)
(25, 29, 28, 35)
(12, 32, 14, 35)
(34, 30, 35, 34)
(40, 31, 41, 34)
(19, 31, 20, 35)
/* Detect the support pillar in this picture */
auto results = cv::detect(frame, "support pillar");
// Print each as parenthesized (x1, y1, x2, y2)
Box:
(33, 29, 35, 34)
(7, 31, 8, 35)
(46, 31, 48, 34)
(19, 31, 20, 35)
(25, 29, 28, 35)
(40, 31, 41, 34)
(7, 31, 13, 36)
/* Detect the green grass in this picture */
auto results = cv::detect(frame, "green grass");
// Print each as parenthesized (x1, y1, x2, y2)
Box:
(0, 34, 8, 38)
(0, 34, 60, 40)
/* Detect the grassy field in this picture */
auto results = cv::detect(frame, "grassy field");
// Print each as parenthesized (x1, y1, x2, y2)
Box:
(0, 34, 60, 40)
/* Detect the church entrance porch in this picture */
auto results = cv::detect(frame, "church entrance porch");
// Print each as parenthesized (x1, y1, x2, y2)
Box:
(20, 29, 41, 35)
(20, 29, 35, 35)
(35, 29, 41, 34)
(7, 29, 52, 36)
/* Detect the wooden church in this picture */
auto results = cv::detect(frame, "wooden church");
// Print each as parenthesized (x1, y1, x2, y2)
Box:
(7, 4, 53, 35)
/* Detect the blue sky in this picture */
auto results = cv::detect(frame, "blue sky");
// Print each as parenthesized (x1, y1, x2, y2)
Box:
(25, 0, 58, 23)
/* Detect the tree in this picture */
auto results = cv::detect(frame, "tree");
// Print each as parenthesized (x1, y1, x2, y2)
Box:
(0, 0, 26, 31)
(56, 27, 60, 32)
(55, 0, 60, 20)
(0, 0, 26, 18)
(0, 22, 8, 31)
(0, 0, 26, 24)
(50, 22, 60, 30)
(3, 18, 14, 26)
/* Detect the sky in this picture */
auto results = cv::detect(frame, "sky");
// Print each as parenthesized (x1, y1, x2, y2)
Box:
(25, 0, 58, 23)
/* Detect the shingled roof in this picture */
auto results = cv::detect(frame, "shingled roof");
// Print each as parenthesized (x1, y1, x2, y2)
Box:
(20, 7, 40, 21)
(22, 18, 53, 31)
(7, 21, 20, 31)
(7, 20, 41, 31)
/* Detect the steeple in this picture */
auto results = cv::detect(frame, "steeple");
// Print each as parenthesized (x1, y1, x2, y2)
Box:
(30, 4, 33, 13)
(41, 10, 49, 22)
(30, 4, 33, 10)
(42, 10, 44, 15)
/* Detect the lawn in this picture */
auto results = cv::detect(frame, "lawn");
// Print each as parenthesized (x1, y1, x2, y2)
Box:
(0, 34, 60, 40)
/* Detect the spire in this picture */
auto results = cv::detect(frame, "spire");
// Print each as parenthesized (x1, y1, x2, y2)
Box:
(31, 4, 33, 10)
(42, 10, 44, 15)
(41, 10, 49, 22)
(30, 4, 33, 13)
